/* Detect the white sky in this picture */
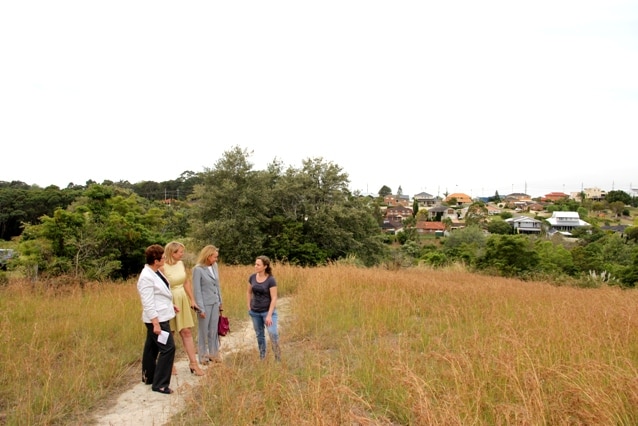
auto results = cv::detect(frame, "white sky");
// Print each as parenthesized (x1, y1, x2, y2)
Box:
(1, 1, 637, 198)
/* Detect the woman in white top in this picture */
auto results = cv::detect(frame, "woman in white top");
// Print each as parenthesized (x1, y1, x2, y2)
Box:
(136, 244, 176, 394)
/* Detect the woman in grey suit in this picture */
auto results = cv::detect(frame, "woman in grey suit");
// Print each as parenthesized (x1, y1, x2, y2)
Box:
(192, 245, 223, 365)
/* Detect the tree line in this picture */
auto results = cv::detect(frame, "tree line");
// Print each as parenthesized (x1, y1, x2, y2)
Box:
(1, 146, 637, 287)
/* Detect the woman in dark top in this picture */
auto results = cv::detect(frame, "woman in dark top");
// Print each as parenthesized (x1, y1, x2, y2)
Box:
(247, 255, 281, 361)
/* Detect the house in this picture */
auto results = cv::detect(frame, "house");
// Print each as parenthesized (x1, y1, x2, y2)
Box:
(541, 192, 569, 202)
(503, 193, 532, 203)
(385, 205, 413, 222)
(443, 192, 473, 205)
(500, 193, 530, 209)
(383, 194, 411, 207)
(486, 205, 502, 215)
(528, 203, 545, 212)
(416, 221, 446, 234)
(426, 205, 458, 221)
(382, 220, 403, 234)
(505, 216, 543, 234)
(413, 191, 437, 208)
(569, 187, 606, 201)
(546, 211, 590, 236)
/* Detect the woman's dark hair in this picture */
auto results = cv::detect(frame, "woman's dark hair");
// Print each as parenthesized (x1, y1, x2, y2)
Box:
(257, 255, 272, 275)
(145, 244, 164, 265)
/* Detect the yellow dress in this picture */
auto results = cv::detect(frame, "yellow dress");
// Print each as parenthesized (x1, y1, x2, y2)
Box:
(163, 261, 195, 332)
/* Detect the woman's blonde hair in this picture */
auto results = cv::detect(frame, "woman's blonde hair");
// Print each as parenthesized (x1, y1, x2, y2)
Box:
(164, 241, 185, 266)
(196, 245, 219, 266)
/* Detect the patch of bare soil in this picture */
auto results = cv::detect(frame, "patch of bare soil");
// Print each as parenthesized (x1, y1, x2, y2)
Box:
(92, 298, 288, 426)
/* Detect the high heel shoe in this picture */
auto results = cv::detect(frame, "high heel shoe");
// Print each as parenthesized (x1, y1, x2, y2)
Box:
(189, 362, 205, 376)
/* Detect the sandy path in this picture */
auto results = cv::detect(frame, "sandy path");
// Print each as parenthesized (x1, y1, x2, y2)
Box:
(92, 300, 288, 426)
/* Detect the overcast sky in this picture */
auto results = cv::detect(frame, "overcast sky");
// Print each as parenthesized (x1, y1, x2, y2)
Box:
(1, 1, 637, 198)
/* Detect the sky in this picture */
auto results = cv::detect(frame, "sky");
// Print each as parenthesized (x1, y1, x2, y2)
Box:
(1, 1, 637, 199)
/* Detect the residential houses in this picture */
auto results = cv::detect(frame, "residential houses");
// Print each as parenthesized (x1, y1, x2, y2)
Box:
(380, 184, 616, 237)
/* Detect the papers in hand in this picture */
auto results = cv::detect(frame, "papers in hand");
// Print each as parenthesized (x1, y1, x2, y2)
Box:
(158, 330, 169, 344)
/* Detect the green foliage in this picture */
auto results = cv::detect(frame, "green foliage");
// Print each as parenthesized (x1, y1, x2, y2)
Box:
(0, 182, 81, 240)
(499, 211, 513, 220)
(443, 225, 486, 266)
(478, 234, 539, 277)
(420, 250, 448, 267)
(487, 218, 513, 235)
(378, 185, 392, 197)
(606, 190, 632, 205)
(189, 147, 385, 267)
(617, 248, 638, 287)
(535, 240, 575, 276)
(18, 185, 165, 279)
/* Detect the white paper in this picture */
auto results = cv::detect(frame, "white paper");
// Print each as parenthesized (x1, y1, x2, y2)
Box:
(158, 330, 169, 344)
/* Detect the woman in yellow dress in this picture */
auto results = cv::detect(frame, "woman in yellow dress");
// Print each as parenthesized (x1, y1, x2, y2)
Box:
(162, 241, 205, 376)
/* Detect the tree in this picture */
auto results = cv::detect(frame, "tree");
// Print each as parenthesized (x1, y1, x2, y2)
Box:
(189, 146, 269, 265)
(487, 218, 513, 235)
(478, 234, 539, 277)
(443, 225, 486, 266)
(609, 201, 625, 218)
(606, 190, 631, 205)
(19, 184, 164, 280)
(189, 148, 385, 266)
(464, 202, 488, 227)
(378, 186, 392, 198)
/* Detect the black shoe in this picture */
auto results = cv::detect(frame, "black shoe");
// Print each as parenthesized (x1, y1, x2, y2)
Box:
(152, 387, 174, 394)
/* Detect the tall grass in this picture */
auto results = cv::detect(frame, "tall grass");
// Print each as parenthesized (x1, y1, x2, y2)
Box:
(3, 265, 638, 424)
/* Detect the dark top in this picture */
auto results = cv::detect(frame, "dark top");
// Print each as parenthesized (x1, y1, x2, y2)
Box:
(248, 273, 277, 313)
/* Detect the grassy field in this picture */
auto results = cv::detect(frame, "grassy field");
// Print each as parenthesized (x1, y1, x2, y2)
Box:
(2, 264, 638, 425)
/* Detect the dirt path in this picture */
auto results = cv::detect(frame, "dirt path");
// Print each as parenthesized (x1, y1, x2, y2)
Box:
(93, 298, 288, 425)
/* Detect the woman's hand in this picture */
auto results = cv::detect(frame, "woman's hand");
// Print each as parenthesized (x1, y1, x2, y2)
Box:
(265, 314, 273, 327)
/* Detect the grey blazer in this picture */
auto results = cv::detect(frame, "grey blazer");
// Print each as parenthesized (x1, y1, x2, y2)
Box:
(192, 264, 222, 308)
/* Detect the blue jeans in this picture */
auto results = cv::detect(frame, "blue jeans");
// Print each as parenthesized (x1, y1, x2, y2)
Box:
(249, 309, 280, 361)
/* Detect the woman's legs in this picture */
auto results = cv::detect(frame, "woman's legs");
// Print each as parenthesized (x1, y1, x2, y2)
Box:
(197, 307, 211, 363)
(179, 327, 197, 364)
(142, 323, 159, 384)
(208, 304, 221, 358)
(249, 310, 267, 359)
(267, 310, 281, 361)
(143, 321, 176, 391)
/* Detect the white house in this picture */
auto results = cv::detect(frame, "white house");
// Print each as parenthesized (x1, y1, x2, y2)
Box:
(505, 216, 543, 234)
(546, 211, 590, 236)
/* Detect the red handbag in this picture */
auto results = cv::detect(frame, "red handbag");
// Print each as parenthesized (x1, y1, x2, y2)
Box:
(218, 311, 230, 336)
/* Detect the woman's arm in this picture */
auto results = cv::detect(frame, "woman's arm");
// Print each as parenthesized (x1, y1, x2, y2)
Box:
(265, 285, 278, 326)
(246, 281, 253, 311)
(183, 265, 198, 309)
(192, 267, 205, 318)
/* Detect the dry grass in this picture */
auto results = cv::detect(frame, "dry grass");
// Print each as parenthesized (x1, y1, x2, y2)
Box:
(3, 265, 638, 425)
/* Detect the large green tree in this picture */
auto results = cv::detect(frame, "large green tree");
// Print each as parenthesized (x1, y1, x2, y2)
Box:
(18, 185, 165, 280)
(189, 147, 385, 266)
